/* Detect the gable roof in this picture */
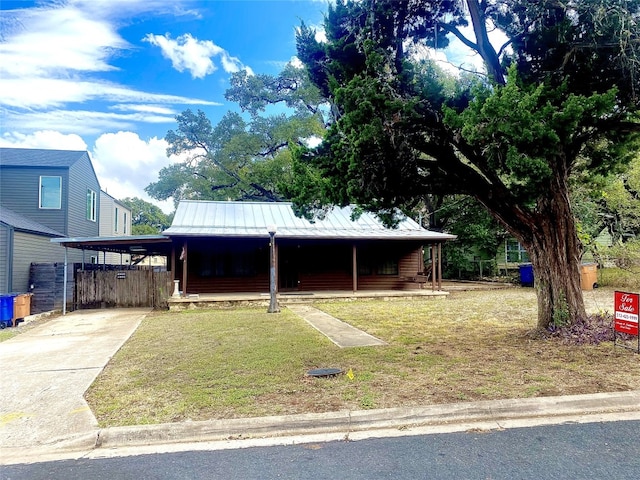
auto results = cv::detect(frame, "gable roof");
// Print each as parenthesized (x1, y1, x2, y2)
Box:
(163, 201, 456, 241)
(0, 147, 90, 168)
(0, 205, 65, 237)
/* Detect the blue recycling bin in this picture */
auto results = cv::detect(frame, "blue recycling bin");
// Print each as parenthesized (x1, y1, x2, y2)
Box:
(519, 263, 534, 287)
(0, 294, 15, 328)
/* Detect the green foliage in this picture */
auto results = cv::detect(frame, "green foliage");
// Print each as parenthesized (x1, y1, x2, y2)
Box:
(291, 0, 640, 328)
(437, 196, 505, 279)
(119, 197, 172, 235)
(147, 59, 327, 205)
(573, 154, 640, 248)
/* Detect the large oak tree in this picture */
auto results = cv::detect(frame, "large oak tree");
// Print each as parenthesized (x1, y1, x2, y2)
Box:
(290, 0, 640, 329)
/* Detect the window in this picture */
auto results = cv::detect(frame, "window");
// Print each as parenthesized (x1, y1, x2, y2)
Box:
(506, 239, 529, 263)
(123, 213, 127, 234)
(39, 176, 62, 209)
(115, 207, 119, 232)
(86, 189, 97, 222)
(377, 259, 399, 275)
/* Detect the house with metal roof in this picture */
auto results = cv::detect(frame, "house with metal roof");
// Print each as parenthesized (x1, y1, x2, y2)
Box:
(164, 200, 456, 295)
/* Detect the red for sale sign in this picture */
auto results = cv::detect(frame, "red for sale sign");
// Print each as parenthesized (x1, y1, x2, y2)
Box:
(614, 291, 639, 336)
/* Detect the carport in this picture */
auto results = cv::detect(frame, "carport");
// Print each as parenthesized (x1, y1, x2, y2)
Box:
(51, 235, 174, 313)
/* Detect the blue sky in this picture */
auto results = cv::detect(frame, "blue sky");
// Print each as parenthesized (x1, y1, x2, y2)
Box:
(0, 0, 329, 212)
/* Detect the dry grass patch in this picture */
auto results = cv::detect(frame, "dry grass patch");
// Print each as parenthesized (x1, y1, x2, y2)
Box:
(86, 287, 640, 427)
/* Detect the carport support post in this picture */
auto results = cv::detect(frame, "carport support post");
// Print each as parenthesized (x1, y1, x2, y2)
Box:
(62, 247, 68, 315)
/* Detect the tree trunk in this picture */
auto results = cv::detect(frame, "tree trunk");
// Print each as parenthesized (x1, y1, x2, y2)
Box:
(516, 185, 587, 330)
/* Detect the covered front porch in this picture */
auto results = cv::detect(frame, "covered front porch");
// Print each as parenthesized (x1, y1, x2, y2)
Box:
(166, 287, 450, 311)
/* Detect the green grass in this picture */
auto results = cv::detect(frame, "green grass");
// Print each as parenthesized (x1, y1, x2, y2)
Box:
(598, 267, 640, 290)
(85, 288, 640, 427)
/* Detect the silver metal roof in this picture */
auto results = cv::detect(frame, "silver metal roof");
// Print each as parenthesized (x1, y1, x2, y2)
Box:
(163, 201, 456, 241)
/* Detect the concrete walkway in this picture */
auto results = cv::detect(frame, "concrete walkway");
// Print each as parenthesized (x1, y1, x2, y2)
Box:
(287, 304, 387, 347)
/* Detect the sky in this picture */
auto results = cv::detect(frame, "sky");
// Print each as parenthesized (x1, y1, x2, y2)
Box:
(0, 0, 494, 214)
(0, 0, 331, 212)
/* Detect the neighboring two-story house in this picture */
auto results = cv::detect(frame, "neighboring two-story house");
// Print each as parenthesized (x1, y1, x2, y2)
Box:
(99, 190, 132, 265)
(0, 147, 101, 293)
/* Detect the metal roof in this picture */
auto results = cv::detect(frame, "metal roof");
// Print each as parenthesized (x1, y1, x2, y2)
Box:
(0, 206, 65, 237)
(0, 147, 89, 168)
(51, 235, 172, 255)
(163, 201, 456, 241)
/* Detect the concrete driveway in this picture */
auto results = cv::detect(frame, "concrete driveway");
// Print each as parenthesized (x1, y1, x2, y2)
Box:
(0, 308, 150, 453)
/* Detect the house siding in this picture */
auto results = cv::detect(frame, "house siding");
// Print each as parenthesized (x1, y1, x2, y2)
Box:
(178, 238, 426, 294)
(99, 192, 115, 236)
(0, 166, 70, 235)
(67, 155, 100, 237)
(99, 191, 132, 264)
(0, 224, 10, 293)
(11, 232, 86, 293)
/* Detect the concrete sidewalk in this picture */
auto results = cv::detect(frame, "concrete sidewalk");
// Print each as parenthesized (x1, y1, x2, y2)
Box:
(0, 307, 639, 466)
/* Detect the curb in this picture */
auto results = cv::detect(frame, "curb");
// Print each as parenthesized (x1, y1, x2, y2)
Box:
(2, 391, 638, 465)
(95, 390, 640, 449)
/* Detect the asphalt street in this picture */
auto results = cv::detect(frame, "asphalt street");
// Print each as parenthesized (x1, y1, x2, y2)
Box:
(3, 420, 639, 479)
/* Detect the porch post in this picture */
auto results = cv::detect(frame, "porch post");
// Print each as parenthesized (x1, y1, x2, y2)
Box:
(170, 245, 176, 277)
(181, 240, 188, 297)
(267, 226, 280, 313)
(431, 244, 436, 291)
(438, 242, 443, 291)
(352, 244, 358, 293)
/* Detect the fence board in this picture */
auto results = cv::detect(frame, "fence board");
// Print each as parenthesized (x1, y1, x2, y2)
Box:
(76, 269, 172, 309)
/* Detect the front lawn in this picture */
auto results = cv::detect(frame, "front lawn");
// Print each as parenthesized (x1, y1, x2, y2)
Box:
(85, 287, 640, 427)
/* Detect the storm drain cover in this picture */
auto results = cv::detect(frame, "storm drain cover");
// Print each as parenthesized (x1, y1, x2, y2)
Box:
(307, 368, 343, 378)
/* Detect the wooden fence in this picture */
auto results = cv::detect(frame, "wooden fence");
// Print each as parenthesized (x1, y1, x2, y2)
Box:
(76, 269, 173, 309)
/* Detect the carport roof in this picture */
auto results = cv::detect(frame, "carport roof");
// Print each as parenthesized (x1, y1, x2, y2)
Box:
(163, 201, 456, 242)
(51, 235, 172, 255)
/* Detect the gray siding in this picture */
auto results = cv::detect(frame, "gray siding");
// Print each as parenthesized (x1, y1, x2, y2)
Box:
(0, 166, 69, 234)
(11, 232, 85, 293)
(0, 224, 10, 293)
(67, 156, 100, 237)
(99, 191, 115, 236)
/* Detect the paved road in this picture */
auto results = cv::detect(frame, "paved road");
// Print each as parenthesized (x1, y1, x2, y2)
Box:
(3, 420, 639, 479)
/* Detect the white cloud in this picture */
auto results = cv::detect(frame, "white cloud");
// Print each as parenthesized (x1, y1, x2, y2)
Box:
(91, 131, 177, 213)
(0, 4, 126, 78)
(111, 104, 178, 115)
(0, 1, 218, 136)
(289, 56, 304, 69)
(143, 33, 252, 79)
(0, 130, 88, 150)
(3, 109, 176, 136)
